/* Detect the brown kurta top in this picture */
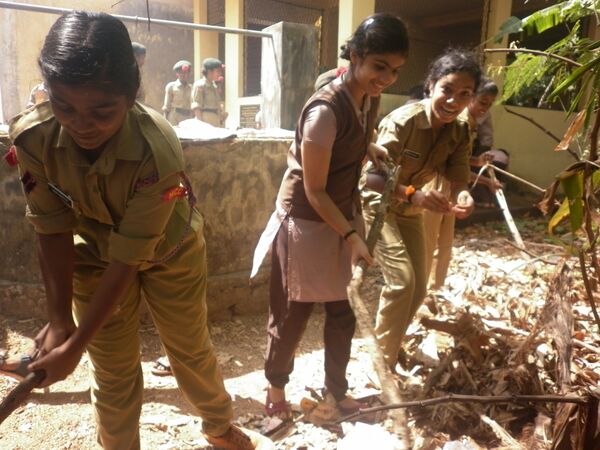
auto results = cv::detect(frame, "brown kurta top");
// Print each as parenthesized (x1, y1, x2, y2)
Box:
(252, 77, 379, 301)
(278, 78, 380, 221)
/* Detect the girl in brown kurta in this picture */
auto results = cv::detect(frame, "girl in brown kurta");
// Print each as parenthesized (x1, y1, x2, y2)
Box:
(251, 13, 409, 419)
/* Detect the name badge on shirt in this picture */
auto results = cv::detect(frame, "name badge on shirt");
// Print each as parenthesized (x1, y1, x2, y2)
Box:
(403, 149, 420, 159)
(48, 182, 74, 209)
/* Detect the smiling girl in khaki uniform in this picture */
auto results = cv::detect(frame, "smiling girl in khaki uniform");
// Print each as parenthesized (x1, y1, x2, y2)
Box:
(361, 49, 482, 370)
(9, 11, 257, 450)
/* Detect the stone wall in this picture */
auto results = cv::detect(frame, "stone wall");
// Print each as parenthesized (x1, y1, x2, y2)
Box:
(0, 135, 290, 320)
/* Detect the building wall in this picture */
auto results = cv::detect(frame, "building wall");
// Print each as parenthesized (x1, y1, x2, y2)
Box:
(0, 0, 194, 121)
(0, 135, 290, 319)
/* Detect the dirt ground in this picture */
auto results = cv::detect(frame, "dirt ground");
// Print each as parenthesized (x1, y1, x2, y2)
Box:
(1, 217, 599, 449)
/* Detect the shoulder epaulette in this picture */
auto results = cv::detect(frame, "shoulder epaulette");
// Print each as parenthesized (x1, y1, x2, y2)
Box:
(9, 102, 54, 142)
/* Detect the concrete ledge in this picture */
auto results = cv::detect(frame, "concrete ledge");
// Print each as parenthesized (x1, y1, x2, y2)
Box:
(0, 135, 289, 319)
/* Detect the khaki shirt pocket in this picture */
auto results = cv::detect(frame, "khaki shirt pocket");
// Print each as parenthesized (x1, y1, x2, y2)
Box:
(398, 148, 423, 180)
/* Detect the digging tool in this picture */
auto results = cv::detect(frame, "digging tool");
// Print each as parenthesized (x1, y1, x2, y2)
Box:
(485, 164, 527, 253)
(346, 165, 411, 448)
(0, 370, 45, 425)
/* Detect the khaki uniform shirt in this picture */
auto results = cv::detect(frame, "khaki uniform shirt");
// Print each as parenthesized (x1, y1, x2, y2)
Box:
(162, 79, 192, 125)
(191, 77, 222, 112)
(475, 110, 494, 151)
(9, 102, 202, 267)
(191, 78, 224, 127)
(362, 99, 471, 214)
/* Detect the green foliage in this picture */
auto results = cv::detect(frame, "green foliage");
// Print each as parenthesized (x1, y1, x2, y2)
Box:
(500, 1, 600, 123)
(502, 22, 582, 109)
(495, 0, 599, 41)
(499, 0, 600, 252)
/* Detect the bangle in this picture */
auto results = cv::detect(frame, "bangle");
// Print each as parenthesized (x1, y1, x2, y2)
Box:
(405, 184, 416, 203)
(343, 229, 357, 240)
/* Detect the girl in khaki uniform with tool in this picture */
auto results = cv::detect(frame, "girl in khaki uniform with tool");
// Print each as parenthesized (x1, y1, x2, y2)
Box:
(361, 49, 481, 371)
(9, 11, 261, 450)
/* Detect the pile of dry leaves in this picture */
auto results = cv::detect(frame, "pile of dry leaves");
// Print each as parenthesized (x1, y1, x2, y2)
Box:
(1, 216, 599, 449)
(252, 217, 600, 449)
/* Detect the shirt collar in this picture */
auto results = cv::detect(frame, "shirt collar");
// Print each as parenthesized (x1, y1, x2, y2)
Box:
(415, 99, 433, 130)
(53, 106, 145, 173)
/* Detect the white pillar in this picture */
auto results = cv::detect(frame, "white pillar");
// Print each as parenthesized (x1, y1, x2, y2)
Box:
(225, 0, 244, 128)
(337, 0, 375, 67)
(193, 0, 219, 82)
(482, 0, 512, 90)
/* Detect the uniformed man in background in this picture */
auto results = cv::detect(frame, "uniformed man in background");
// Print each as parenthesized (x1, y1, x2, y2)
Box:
(191, 58, 227, 127)
(162, 60, 193, 125)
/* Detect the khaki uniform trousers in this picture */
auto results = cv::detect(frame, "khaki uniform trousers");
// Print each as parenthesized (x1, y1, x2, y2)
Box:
(363, 205, 427, 368)
(72, 231, 232, 450)
(423, 210, 455, 289)
(166, 109, 191, 126)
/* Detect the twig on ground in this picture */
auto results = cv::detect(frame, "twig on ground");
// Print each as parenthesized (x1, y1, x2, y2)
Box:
(336, 393, 588, 423)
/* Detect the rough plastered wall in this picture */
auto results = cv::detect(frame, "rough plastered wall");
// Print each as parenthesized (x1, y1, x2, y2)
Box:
(0, 136, 290, 319)
(0, 0, 193, 121)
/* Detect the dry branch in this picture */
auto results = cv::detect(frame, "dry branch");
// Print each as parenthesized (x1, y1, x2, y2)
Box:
(346, 165, 411, 447)
(0, 370, 45, 425)
(548, 261, 574, 393)
(337, 393, 588, 423)
(483, 48, 582, 68)
(503, 107, 580, 161)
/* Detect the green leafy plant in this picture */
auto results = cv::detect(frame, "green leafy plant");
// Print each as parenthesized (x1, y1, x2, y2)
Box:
(491, 0, 600, 331)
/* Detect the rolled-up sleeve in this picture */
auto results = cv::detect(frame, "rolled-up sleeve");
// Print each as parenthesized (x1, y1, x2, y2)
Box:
(108, 161, 182, 265)
(15, 142, 77, 234)
(191, 82, 204, 111)
(377, 116, 408, 163)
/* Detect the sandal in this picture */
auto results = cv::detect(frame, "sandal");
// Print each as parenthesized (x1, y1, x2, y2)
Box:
(265, 389, 292, 421)
(151, 356, 172, 376)
(323, 391, 367, 415)
(0, 352, 33, 382)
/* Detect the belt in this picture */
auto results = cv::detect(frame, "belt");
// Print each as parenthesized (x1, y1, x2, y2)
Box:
(200, 108, 219, 113)
(175, 107, 192, 115)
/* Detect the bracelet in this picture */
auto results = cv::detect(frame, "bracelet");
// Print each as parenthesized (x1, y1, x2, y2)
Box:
(405, 184, 417, 203)
(343, 229, 357, 240)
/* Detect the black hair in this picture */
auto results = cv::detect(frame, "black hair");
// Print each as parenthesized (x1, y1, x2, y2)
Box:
(132, 42, 146, 57)
(39, 11, 140, 100)
(407, 84, 424, 100)
(424, 48, 482, 97)
(340, 13, 409, 60)
(476, 78, 498, 97)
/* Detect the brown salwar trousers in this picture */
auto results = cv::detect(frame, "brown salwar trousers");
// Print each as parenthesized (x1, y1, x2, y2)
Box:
(264, 219, 356, 401)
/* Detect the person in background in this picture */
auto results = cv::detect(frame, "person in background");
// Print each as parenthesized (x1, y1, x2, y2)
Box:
(132, 42, 146, 103)
(162, 60, 193, 125)
(9, 11, 260, 449)
(26, 82, 49, 108)
(467, 79, 508, 207)
(403, 83, 424, 105)
(191, 58, 228, 127)
(251, 13, 409, 420)
(361, 49, 481, 371)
